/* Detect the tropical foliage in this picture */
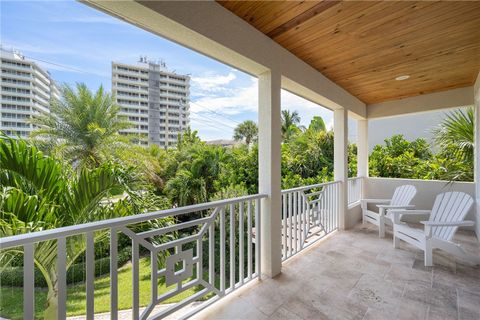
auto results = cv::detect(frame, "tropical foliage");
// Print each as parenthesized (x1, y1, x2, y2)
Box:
(0, 136, 170, 319)
(369, 135, 434, 179)
(369, 107, 474, 182)
(432, 107, 474, 162)
(233, 120, 258, 146)
(281, 109, 302, 140)
(367, 107, 473, 181)
(431, 107, 474, 181)
(30, 83, 132, 168)
(282, 120, 336, 188)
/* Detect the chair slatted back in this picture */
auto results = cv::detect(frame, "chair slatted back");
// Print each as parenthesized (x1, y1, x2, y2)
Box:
(390, 185, 417, 206)
(430, 192, 473, 241)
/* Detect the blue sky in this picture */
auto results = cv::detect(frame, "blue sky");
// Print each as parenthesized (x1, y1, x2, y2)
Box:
(1, 0, 335, 141)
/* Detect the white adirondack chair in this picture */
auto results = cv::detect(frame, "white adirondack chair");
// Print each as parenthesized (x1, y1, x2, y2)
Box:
(361, 185, 417, 238)
(391, 191, 479, 267)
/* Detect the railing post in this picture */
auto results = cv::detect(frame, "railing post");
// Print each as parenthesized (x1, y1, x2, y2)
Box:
(334, 109, 348, 230)
(23, 243, 35, 320)
(57, 237, 67, 319)
(110, 228, 118, 320)
(258, 69, 282, 277)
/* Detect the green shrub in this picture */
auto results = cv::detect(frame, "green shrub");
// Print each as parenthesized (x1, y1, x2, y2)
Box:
(0, 246, 131, 288)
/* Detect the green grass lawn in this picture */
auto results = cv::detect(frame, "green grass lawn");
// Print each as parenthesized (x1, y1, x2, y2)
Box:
(0, 256, 202, 319)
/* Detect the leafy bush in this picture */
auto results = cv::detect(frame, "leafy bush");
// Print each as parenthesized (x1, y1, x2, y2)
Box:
(0, 246, 131, 288)
(368, 134, 473, 182)
(369, 135, 433, 179)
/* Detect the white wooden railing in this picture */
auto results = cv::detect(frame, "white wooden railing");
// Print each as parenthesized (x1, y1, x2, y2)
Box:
(0, 194, 266, 320)
(348, 176, 363, 205)
(281, 181, 341, 261)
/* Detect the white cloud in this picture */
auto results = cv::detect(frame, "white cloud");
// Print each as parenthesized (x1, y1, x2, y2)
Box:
(188, 73, 338, 141)
(191, 77, 258, 116)
(191, 72, 237, 93)
(189, 72, 256, 140)
(1, 40, 76, 56)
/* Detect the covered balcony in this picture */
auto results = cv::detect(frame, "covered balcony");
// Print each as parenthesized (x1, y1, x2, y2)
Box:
(1, 1, 480, 319)
(195, 223, 480, 320)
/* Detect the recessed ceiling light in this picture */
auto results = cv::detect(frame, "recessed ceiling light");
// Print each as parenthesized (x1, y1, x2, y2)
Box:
(395, 75, 410, 81)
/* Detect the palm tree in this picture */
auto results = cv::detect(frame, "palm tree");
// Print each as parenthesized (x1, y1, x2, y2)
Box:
(165, 170, 208, 207)
(431, 106, 474, 181)
(432, 106, 474, 162)
(177, 127, 201, 150)
(165, 144, 226, 206)
(30, 83, 132, 168)
(281, 110, 302, 140)
(0, 136, 166, 319)
(233, 120, 258, 146)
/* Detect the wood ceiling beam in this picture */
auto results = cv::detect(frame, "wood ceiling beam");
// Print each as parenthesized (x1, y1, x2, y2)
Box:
(266, 1, 341, 39)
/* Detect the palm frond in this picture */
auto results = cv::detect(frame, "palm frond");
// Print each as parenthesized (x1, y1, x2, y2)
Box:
(29, 83, 134, 168)
(431, 107, 474, 162)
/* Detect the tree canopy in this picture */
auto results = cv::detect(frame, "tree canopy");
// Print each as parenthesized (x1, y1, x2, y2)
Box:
(0, 135, 169, 319)
(233, 120, 258, 146)
(281, 109, 302, 141)
(30, 83, 132, 168)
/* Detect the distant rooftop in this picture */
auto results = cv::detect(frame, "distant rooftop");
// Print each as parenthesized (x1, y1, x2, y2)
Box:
(0, 46, 26, 61)
(206, 139, 238, 147)
(112, 57, 189, 78)
(0, 46, 54, 78)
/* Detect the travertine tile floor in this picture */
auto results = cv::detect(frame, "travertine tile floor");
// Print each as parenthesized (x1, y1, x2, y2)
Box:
(194, 224, 480, 320)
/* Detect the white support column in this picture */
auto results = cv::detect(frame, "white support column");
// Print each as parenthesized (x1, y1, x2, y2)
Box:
(357, 119, 369, 178)
(258, 70, 282, 277)
(357, 119, 368, 200)
(474, 72, 480, 239)
(334, 109, 348, 230)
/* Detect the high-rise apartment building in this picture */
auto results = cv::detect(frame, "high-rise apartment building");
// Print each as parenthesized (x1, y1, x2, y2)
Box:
(112, 58, 190, 147)
(0, 48, 59, 138)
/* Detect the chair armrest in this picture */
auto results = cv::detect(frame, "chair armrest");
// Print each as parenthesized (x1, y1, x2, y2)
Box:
(360, 199, 390, 210)
(377, 205, 415, 217)
(390, 210, 431, 224)
(421, 220, 474, 237)
(420, 220, 474, 227)
(377, 205, 415, 209)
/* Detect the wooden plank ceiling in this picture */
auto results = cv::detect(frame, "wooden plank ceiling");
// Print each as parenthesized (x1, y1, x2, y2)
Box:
(218, 1, 480, 104)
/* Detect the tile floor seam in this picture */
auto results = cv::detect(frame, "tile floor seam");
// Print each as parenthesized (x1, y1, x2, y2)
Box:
(256, 305, 270, 318)
(430, 269, 434, 288)
(456, 287, 460, 320)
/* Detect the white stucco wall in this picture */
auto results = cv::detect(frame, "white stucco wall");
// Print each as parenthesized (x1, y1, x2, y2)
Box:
(347, 203, 362, 229)
(367, 86, 474, 119)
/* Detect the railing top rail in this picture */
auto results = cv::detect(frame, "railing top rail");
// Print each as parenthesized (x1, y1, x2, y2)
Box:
(281, 180, 341, 194)
(0, 193, 268, 249)
(348, 176, 364, 181)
